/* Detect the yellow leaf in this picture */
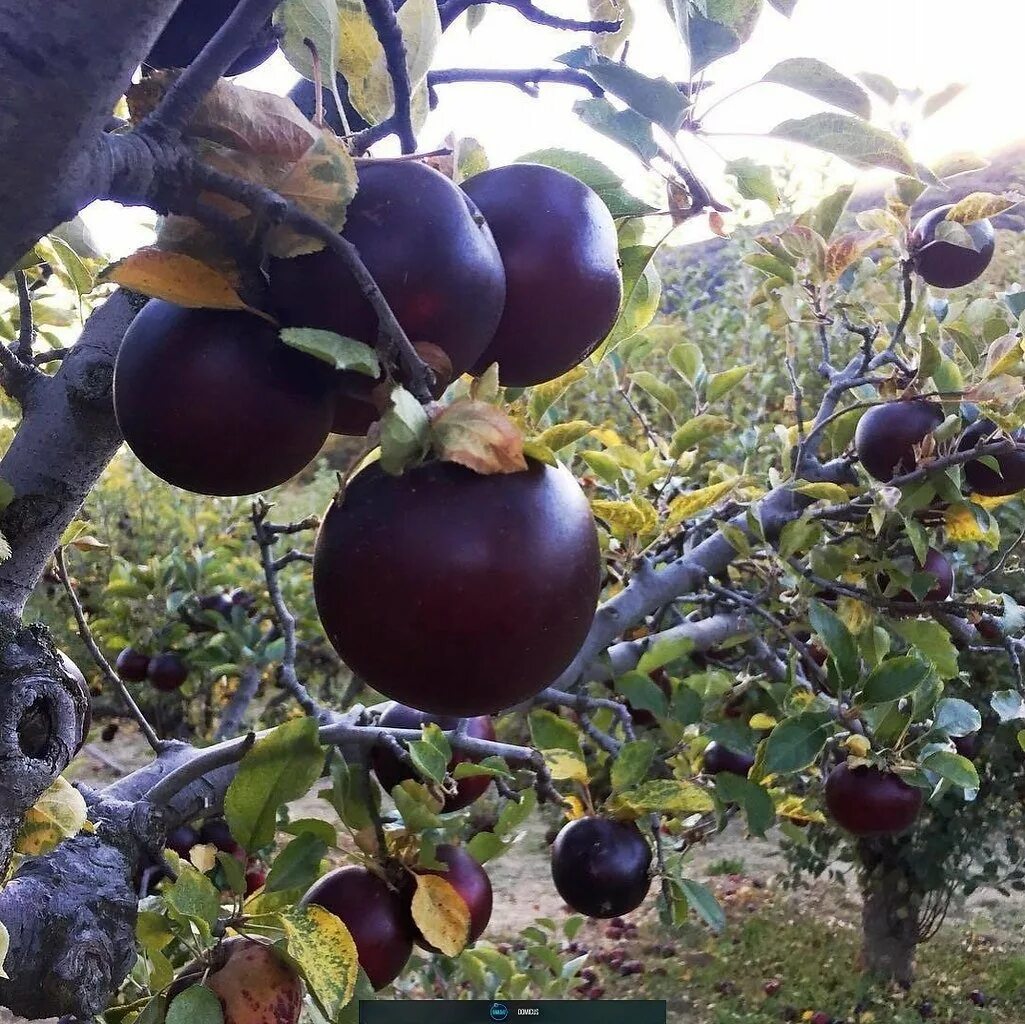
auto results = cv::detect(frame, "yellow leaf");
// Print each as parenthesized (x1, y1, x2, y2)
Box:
(973, 492, 1020, 510)
(189, 843, 217, 874)
(98, 249, 261, 314)
(543, 749, 589, 783)
(521, 439, 557, 466)
(845, 735, 872, 758)
(666, 479, 738, 526)
(0, 920, 9, 979)
(535, 420, 594, 452)
(430, 399, 527, 475)
(837, 596, 873, 634)
(944, 503, 987, 542)
(590, 498, 655, 539)
(16, 776, 87, 856)
(947, 191, 1016, 224)
(411, 874, 470, 957)
(748, 713, 777, 730)
(794, 482, 853, 503)
(592, 427, 624, 447)
(280, 904, 359, 1017)
(564, 795, 587, 821)
(775, 795, 826, 824)
(267, 130, 359, 258)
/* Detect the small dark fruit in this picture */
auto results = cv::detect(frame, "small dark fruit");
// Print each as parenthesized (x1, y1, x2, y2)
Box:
(462, 164, 622, 387)
(147, 652, 188, 693)
(413, 844, 493, 949)
(702, 741, 755, 777)
(301, 866, 413, 989)
(199, 592, 235, 619)
(114, 301, 334, 496)
(550, 817, 652, 919)
(764, 979, 782, 996)
(883, 547, 954, 603)
(269, 160, 505, 435)
(101, 722, 119, 743)
(953, 732, 982, 759)
(199, 818, 244, 859)
(165, 824, 200, 859)
(855, 400, 944, 482)
(145, 0, 277, 76)
(911, 204, 995, 289)
(288, 74, 370, 135)
(958, 418, 1025, 496)
(824, 763, 922, 836)
(810, 1013, 832, 1024)
(372, 703, 496, 810)
(313, 459, 600, 716)
(116, 647, 150, 682)
(968, 989, 986, 1006)
(245, 860, 268, 896)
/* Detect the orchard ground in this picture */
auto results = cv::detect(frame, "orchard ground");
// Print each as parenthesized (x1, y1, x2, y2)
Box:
(42, 727, 1025, 1024)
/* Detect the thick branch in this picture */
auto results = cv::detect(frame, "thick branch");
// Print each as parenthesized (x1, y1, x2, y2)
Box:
(429, 67, 604, 98)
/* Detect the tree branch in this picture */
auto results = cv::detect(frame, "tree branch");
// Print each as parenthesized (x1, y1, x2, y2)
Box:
(440, 0, 621, 33)
(429, 67, 605, 98)
(363, 0, 417, 154)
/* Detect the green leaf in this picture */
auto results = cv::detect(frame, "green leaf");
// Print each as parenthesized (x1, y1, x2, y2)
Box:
(495, 787, 537, 836)
(379, 386, 430, 475)
(809, 184, 854, 243)
(767, 0, 798, 14)
(163, 861, 221, 938)
(893, 619, 959, 679)
(763, 712, 835, 773)
(558, 46, 688, 132)
(706, 364, 753, 402)
(859, 656, 931, 706)
(991, 690, 1025, 723)
(921, 749, 979, 790)
(408, 723, 452, 784)
(769, 112, 915, 175)
(611, 740, 657, 792)
(637, 634, 695, 674)
(580, 449, 623, 484)
(595, 245, 662, 360)
(536, 420, 593, 452)
(617, 670, 669, 718)
(283, 817, 339, 847)
(687, 12, 741, 73)
(668, 342, 704, 385)
(714, 774, 775, 837)
(809, 601, 859, 686)
(763, 58, 870, 118)
(670, 414, 732, 456)
(679, 877, 725, 932)
(225, 717, 326, 851)
(466, 830, 507, 863)
(857, 71, 899, 105)
(572, 97, 658, 162)
(167, 986, 223, 1024)
(528, 709, 583, 755)
(279, 328, 380, 377)
(630, 370, 679, 416)
(724, 158, 779, 212)
(933, 698, 981, 737)
(515, 149, 656, 217)
(323, 756, 377, 832)
(265, 833, 329, 895)
(275, 0, 345, 126)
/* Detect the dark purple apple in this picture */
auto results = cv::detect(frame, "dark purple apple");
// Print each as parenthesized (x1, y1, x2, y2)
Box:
(268, 160, 506, 435)
(413, 844, 493, 949)
(958, 419, 1025, 496)
(550, 817, 652, 919)
(911, 205, 995, 289)
(462, 163, 622, 387)
(115, 647, 150, 683)
(702, 741, 755, 777)
(301, 866, 413, 989)
(824, 763, 922, 837)
(854, 400, 944, 482)
(312, 458, 601, 716)
(372, 704, 496, 811)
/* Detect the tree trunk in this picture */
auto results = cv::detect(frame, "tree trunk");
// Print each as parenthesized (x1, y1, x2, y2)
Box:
(857, 838, 921, 986)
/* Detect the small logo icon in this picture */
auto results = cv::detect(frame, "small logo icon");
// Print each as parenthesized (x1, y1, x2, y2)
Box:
(490, 1004, 509, 1021)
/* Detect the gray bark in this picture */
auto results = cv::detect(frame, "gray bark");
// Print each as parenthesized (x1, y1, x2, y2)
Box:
(857, 838, 921, 985)
(0, 1, 183, 275)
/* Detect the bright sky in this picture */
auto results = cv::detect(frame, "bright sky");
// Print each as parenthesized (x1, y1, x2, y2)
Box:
(85, 0, 1025, 256)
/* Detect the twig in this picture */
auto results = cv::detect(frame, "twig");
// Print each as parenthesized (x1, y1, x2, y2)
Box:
(428, 67, 604, 98)
(363, 0, 417, 154)
(440, 0, 621, 32)
(14, 270, 33, 363)
(214, 665, 262, 741)
(251, 500, 321, 718)
(54, 547, 163, 753)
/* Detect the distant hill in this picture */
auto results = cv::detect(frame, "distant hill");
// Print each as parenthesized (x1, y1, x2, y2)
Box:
(657, 140, 1025, 311)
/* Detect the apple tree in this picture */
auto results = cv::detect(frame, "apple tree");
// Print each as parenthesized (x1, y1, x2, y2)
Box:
(0, 0, 1021, 1020)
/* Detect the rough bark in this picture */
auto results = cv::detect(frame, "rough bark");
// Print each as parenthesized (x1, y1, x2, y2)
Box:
(0, 290, 142, 618)
(0, 1, 183, 275)
(857, 838, 922, 986)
